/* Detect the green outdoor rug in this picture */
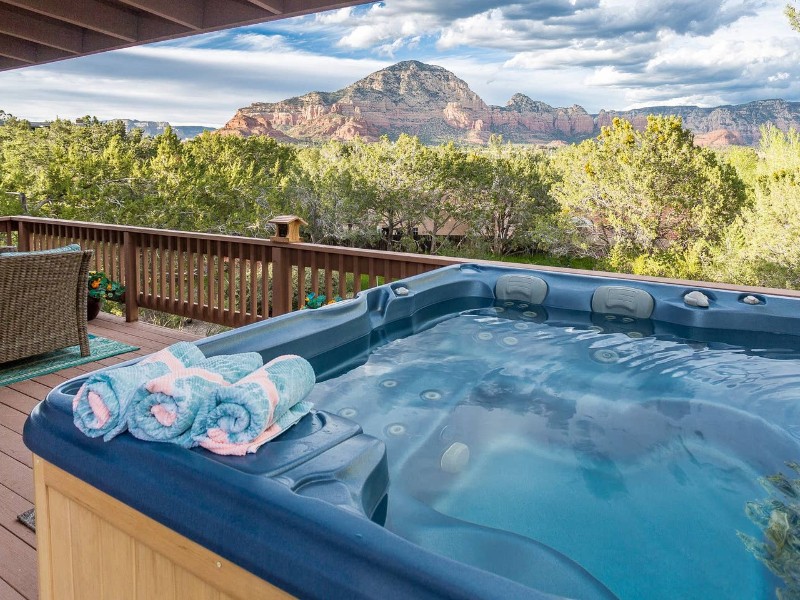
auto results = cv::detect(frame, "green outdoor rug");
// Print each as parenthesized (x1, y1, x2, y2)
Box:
(0, 335, 139, 387)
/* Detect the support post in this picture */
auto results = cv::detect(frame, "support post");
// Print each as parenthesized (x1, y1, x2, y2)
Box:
(0, 218, 12, 245)
(17, 219, 30, 251)
(271, 245, 292, 316)
(123, 231, 139, 322)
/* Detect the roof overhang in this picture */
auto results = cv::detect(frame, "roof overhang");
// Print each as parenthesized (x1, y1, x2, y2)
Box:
(0, 0, 369, 72)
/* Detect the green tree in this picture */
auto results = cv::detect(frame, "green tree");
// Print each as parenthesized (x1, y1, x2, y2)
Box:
(462, 136, 555, 256)
(0, 117, 296, 236)
(553, 116, 747, 275)
(347, 135, 431, 251)
(417, 142, 472, 254)
(285, 142, 360, 244)
(787, 2, 800, 31)
(180, 132, 294, 236)
(712, 126, 800, 289)
(0, 117, 156, 219)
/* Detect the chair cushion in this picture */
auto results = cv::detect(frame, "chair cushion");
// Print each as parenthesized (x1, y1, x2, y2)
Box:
(0, 243, 81, 258)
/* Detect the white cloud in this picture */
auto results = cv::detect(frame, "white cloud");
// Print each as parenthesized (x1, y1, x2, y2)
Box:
(377, 35, 422, 57)
(339, 25, 392, 49)
(496, 1, 800, 108)
(624, 94, 730, 110)
(228, 33, 290, 52)
(0, 44, 388, 126)
(0, 0, 797, 124)
(584, 66, 636, 87)
(437, 9, 521, 50)
(581, 16, 800, 107)
(506, 41, 659, 70)
(314, 7, 354, 25)
(337, 10, 428, 49)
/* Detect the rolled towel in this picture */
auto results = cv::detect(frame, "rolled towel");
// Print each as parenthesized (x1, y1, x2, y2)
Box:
(193, 355, 315, 456)
(73, 342, 205, 441)
(126, 353, 264, 447)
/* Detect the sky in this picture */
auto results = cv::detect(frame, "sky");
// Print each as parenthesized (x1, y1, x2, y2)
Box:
(0, 0, 798, 126)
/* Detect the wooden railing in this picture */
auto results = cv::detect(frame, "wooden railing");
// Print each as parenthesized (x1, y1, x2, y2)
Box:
(4, 216, 800, 329)
(0, 216, 463, 326)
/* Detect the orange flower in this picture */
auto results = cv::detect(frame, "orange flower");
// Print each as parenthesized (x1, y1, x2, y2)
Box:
(91, 280, 100, 288)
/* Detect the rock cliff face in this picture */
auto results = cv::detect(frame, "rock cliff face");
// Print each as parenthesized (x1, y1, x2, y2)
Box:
(218, 61, 800, 147)
(595, 99, 800, 146)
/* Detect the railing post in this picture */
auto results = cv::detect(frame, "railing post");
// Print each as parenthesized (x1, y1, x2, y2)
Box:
(17, 220, 30, 251)
(123, 231, 139, 322)
(0, 218, 11, 245)
(271, 246, 291, 317)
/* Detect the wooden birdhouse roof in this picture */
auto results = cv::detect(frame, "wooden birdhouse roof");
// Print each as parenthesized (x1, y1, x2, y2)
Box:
(269, 215, 308, 225)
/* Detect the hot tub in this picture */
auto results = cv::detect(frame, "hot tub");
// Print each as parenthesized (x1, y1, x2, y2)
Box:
(24, 263, 800, 599)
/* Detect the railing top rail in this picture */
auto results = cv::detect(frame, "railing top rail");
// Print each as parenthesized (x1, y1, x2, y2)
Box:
(4, 216, 463, 264)
(7, 216, 276, 246)
(284, 242, 464, 265)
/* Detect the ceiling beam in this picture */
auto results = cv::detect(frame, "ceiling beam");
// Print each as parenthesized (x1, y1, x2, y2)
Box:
(0, 34, 36, 62)
(1, 0, 139, 41)
(0, 56, 28, 69)
(284, 0, 359, 15)
(202, 0, 273, 28)
(116, 0, 205, 30)
(245, 0, 284, 14)
(0, 33, 70, 63)
(0, 6, 82, 53)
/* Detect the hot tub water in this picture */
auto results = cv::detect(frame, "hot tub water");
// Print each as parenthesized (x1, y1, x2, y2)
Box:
(307, 302, 800, 600)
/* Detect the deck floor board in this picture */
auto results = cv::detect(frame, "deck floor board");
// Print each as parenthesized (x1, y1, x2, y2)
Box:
(4, 382, 51, 405)
(0, 314, 201, 600)
(0, 574, 27, 600)
(0, 405, 25, 436)
(0, 389, 37, 417)
(0, 424, 31, 468)
(0, 480, 36, 547)
(0, 522, 39, 600)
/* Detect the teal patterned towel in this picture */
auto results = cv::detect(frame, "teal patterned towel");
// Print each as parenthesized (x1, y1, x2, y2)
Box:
(72, 342, 205, 441)
(126, 353, 264, 447)
(192, 355, 315, 455)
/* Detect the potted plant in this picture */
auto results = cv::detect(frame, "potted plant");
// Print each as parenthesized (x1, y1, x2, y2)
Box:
(302, 292, 342, 309)
(87, 271, 126, 320)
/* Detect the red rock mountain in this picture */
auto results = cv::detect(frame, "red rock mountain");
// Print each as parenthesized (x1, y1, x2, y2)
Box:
(218, 60, 800, 147)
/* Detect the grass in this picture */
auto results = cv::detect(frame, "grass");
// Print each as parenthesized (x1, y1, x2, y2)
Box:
(438, 246, 600, 271)
(101, 302, 230, 337)
(481, 253, 599, 270)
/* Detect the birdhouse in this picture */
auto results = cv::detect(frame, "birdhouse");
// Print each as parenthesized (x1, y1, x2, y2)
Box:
(269, 215, 307, 243)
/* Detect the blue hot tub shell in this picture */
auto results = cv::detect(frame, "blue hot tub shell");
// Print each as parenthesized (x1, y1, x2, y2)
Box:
(23, 263, 800, 600)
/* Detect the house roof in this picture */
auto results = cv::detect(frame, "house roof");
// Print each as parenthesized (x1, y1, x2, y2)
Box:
(0, 0, 368, 72)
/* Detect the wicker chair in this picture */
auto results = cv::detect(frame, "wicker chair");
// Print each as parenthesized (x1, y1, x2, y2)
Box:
(0, 248, 93, 363)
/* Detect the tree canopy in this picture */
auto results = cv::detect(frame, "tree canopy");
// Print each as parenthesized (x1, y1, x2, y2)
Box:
(788, 2, 800, 31)
(711, 126, 800, 289)
(552, 115, 747, 277)
(2, 112, 799, 290)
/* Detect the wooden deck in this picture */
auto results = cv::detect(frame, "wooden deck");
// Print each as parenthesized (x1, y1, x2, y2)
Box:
(0, 313, 201, 600)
